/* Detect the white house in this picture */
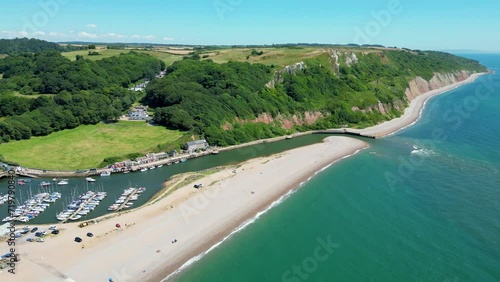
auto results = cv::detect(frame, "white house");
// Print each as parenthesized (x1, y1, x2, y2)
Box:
(185, 140, 209, 152)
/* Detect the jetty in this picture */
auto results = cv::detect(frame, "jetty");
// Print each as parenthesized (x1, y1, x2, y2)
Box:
(15, 193, 50, 220)
(314, 129, 376, 139)
(108, 187, 145, 212)
(116, 188, 139, 211)
(62, 193, 98, 223)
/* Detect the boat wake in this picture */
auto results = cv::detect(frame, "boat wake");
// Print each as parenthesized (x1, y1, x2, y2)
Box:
(411, 145, 438, 157)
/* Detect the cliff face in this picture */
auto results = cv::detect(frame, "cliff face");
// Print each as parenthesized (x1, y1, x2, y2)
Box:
(405, 70, 471, 101)
(231, 111, 324, 130)
(352, 70, 473, 116)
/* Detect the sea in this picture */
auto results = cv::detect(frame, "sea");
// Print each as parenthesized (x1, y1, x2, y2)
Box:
(170, 54, 500, 282)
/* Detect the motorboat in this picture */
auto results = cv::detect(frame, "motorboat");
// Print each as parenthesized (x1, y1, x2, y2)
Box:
(85, 177, 96, 182)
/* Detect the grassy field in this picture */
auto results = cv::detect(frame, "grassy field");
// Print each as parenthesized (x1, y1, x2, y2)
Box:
(61, 48, 127, 61)
(0, 121, 184, 170)
(197, 46, 381, 68)
(198, 47, 328, 67)
(61, 45, 385, 68)
(61, 47, 183, 66)
(11, 91, 54, 99)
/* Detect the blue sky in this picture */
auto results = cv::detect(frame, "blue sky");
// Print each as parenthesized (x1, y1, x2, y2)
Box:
(1, 0, 498, 51)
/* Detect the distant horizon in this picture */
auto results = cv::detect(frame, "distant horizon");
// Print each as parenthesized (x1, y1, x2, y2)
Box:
(1, 0, 499, 52)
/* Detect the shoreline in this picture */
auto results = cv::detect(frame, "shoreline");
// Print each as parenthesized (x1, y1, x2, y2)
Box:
(0, 72, 487, 281)
(354, 72, 486, 138)
(148, 71, 488, 281)
(1, 136, 368, 281)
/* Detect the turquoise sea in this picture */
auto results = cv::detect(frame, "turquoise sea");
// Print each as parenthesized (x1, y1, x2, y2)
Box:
(171, 54, 500, 282)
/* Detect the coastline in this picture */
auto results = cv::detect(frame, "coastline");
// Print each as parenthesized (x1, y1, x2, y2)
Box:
(354, 72, 486, 138)
(0, 72, 487, 281)
(1, 136, 368, 281)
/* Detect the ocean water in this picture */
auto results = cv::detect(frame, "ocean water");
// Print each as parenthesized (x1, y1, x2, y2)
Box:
(172, 54, 500, 282)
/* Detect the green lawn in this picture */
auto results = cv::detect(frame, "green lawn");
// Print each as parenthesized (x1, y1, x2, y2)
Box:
(0, 121, 184, 170)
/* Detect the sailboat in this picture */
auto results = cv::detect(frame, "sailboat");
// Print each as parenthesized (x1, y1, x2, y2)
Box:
(57, 180, 69, 186)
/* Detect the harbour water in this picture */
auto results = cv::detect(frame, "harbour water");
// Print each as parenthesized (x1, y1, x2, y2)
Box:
(170, 54, 500, 282)
(0, 134, 331, 224)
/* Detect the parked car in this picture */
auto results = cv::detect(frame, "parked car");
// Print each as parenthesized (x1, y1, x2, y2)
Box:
(35, 232, 44, 237)
(74, 237, 82, 243)
(30, 227, 38, 233)
(86, 232, 93, 237)
(51, 230, 60, 235)
(36, 238, 45, 243)
(26, 238, 34, 242)
(48, 225, 57, 230)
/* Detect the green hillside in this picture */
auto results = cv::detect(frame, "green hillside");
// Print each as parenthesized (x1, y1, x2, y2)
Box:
(145, 48, 487, 146)
(0, 41, 488, 168)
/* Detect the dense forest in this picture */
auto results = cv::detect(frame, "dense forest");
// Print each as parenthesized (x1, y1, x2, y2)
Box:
(145, 50, 486, 146)
(0, 51, 165, 143)
(0, 38, 83, 54)
(0, 51, 165, 94)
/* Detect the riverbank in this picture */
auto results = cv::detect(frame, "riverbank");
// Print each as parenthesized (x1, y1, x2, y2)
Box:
(0, 136, 367, 281)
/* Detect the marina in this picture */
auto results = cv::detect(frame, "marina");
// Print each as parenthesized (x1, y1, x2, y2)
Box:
(0, 134, 332, 224)
(0, 194, 8, 206)
(108, 187, 146, 212)
(2, 191, 61, 222)
(57, 191, 107, 222)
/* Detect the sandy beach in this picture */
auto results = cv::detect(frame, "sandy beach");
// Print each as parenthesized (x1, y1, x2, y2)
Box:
(0, 72, 486, 281)
(0, 136, 367, 282)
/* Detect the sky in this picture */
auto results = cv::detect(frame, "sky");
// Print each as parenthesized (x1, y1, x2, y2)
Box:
(0, 0, 499, 51)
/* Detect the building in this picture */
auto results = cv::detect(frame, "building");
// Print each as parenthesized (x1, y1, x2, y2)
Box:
(129, 80, 150, 92)
(185, 140, 209, 152)
(129, 111, 149, 120)
(128, 106, 150, 121)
